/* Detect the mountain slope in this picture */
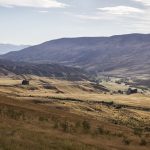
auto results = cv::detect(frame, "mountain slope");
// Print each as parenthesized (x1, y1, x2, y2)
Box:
(0, 44, 29, 54)
(0, 60, 89, 80)
(1, 34, 150, 76)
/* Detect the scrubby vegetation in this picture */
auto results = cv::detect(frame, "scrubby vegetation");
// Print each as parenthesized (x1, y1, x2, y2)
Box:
(0, 75, 150, 150)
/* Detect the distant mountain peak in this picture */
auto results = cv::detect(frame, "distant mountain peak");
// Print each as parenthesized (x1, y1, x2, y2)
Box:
(0, 44, 30, 55)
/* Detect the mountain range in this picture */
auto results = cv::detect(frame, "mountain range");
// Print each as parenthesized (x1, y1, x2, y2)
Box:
(0, 44, 29, 54)
(1, 33, 150, 77)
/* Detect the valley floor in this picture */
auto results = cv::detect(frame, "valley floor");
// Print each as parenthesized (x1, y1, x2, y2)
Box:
(0, 76, 150, 150)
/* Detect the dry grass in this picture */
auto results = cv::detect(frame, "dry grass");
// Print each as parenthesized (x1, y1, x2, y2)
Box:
(0, 76, 150, 150)
(0, 76, 149, 107)
(0, 95, 150, 150)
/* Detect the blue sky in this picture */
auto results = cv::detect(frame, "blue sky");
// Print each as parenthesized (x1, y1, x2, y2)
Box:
(0, 0, 150, 45)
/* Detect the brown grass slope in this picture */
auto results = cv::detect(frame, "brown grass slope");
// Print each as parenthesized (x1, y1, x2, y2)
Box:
(0, 93, 150, 150)
(0, 76, 150, 150)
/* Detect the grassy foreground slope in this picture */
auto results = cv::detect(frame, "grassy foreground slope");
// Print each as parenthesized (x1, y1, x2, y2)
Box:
(0, 76, 150, 150)
(0, 95, 150, 150)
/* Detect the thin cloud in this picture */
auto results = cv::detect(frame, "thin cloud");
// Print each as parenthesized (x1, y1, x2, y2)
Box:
(75, 5, 144, 21)
(132, 0, 150, 6)
(76, 14, 116, 20)
(98, 6, 144, 15)
(0, 0, 67, 8)
(38, 10, 49, 13)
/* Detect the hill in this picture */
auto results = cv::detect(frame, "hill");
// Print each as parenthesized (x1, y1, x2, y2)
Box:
(0, 83, 150, 150)
(1, 33, 150, 77)
(0, 60, 89, 80)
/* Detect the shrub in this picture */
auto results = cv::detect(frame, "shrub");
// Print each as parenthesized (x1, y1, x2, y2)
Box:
(61, 121, 70, 132)
(133, 128, 143, 137)
(96, 126, 104, 134)
(4, 108, 25, 120)
(115, 132, 123, 137)
(122, 137, 131, 145)
(75, 121, 81, 128)
(38, 116, 48, 122)
(82, 120, 91, 132)
(140, 139, 147, 146)
(53, 121, 59, 129)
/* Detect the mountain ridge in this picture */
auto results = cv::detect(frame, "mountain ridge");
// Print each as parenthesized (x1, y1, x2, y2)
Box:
(1, 33, 150, 77)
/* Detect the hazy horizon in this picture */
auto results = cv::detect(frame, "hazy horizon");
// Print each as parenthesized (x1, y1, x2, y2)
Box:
(1, 32, 150, 46)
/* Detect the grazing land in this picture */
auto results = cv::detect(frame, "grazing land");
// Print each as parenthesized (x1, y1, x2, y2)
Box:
(0, 75, 149, 150)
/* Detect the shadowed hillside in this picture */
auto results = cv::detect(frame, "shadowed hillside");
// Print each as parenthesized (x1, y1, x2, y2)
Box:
(1, 34, 150, 77)
(0, 60, 89, 81)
